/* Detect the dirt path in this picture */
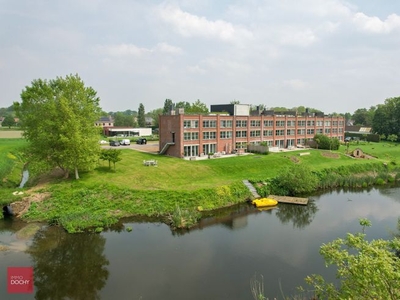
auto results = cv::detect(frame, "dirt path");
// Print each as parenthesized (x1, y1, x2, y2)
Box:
(0, 130, 23, 138)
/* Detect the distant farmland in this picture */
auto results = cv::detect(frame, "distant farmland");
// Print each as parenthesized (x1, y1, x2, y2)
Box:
(0, 131, 23, 138)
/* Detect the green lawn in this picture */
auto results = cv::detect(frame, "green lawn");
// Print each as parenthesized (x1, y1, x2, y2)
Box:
(2, 138, 400, 232)
(79, 142, 397, 191)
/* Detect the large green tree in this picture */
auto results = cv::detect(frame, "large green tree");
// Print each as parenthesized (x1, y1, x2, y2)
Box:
(352, 106, 375, 126)
(148, 108, 163, 128)
(1, 115, 15, 128)
(162, 99, 173, 115)
(372, 97, 400, 136)
(138, 103, 146, 127)
(113, 112, 135, 127)
(15, 74, 102, 179)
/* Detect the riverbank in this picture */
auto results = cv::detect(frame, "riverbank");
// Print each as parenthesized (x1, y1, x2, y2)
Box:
(2, 139, 400, 232)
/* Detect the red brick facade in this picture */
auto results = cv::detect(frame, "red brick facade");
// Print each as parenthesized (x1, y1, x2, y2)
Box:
(159, 112, 345, 158)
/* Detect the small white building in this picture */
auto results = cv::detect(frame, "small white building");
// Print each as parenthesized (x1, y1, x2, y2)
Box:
(106, 127, 152, 137)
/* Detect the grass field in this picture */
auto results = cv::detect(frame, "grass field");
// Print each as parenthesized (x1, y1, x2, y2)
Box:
(1, 138, 399, 231)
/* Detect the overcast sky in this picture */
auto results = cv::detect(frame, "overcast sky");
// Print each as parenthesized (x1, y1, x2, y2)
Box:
(1, 0, 399, 114)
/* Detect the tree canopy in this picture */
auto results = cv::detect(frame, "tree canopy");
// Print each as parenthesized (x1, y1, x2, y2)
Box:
(15, 74, 102, 179)
(138, 103, 145, 127)
(372, 97, 400, 137)
(2, 115, 15, 128)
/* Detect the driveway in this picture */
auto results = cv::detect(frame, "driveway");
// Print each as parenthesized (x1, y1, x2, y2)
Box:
(103, 141, 159, 154)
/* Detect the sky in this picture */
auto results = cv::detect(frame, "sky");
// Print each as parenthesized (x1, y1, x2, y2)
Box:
(1, 0, 400, 114)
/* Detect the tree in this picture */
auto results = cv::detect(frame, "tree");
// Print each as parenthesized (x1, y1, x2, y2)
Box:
(305, 219, 400, 299)
(352, 108, 369, 125)
(148, 108, 163, 128)
(15, 74, 102, 179)
(2, 115, 15, 128)
(372, 104, 389, 135)
(100, 149, 122, 171)
(313, 134, 340, 150)
(114, 112, 135, 127)
(186, 99, 209, 114)
(138, 103, 146, 127)
(162, 99, 173, 115)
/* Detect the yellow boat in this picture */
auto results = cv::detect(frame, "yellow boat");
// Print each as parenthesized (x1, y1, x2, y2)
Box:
(252, 198, 278, 208)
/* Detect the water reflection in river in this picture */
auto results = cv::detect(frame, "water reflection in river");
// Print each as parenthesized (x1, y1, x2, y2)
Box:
(1, 187, 399, 300)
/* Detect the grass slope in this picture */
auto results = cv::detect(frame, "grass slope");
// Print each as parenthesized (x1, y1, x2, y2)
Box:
(2, 139, 400, 232)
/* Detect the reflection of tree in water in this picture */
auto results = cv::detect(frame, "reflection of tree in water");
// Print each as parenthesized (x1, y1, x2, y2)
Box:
(275, 200, 318, 229)
(26, 226, 109, 300)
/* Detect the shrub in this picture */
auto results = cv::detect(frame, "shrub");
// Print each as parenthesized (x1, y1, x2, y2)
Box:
(270, 164, 318, 196)
(305, 220, 400, 299)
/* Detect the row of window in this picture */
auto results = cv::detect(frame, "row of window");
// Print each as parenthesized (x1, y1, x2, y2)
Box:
(184, 129, 343, 140)
(184, 119, 344, 128)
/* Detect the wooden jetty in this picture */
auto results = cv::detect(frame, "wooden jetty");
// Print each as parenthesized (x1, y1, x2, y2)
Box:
(242, 180, 309, 205)
(268, 195, 309, 205)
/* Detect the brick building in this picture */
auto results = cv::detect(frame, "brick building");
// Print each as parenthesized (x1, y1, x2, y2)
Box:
(159, 104, 345, 158)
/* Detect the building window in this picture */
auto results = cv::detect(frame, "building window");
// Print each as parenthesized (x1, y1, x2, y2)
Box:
(235, 142, 247, 149)
(275, 120, 285, 127)
(184, 120, 199, 128)
(184, 145, 199, 157)
(250, 130, 261, 137)
(250, 120, 261, 127)
(307, 129, 315, 135)
(307, 120, 315, 126)
(263, 130, 273, 136)
(184, 132, 199, 140)
(275, 129, 284, 136)
(297, 138, 305, 145)
(297, 129, 305, 135)
(203, 120, 216, 128)
(203, 131, 216, 140)
(316, 121, 323, 126)
(325, 128, 331, 134)
(325, 121, 331, 126)
(221, 120, 232, 128)
(236, 131, 247, 137)
(297, 120, 306, 127)
(287, 120, 295, 127)
(317, 128, 323, 134)
(332, 121, 338, 126)
(263, 120, 273, 127)
(203, 144, 216, 155)
(286, 129, 295, 136)
(220, 131, 232, 139)
(236, 120, 247, 127)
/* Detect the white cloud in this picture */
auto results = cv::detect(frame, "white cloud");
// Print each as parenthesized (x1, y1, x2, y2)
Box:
(95, 44, 151, 57)
(353, 12, 400, 33)
(158, 4, 253, 44)
(187, 65, 206, 74)
(94, 42, 182, 57)
(155, 42, 183, 55)
(282, 79, 310, 90)
(279, 27, 317, 47)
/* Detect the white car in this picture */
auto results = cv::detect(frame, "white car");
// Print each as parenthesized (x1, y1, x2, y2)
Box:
(99, 140, 108, 144)
(120, 139, 131, 145)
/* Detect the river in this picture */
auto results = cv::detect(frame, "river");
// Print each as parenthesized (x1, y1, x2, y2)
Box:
(1, 187, 400, 300)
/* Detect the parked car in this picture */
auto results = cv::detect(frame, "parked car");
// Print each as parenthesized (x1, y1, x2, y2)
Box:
(136, 138, 147, 145)
(99, 140, 108, 144)
(120, 139, 131, 145)
(109, 140, 121, 146)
